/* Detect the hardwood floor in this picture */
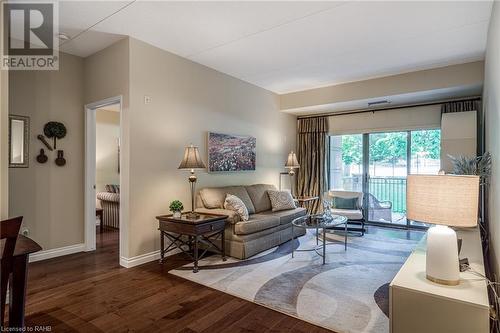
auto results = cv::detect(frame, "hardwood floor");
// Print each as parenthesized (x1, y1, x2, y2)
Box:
(24, 229, 332, 333)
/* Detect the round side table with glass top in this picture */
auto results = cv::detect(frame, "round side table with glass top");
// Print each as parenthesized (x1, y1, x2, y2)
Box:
(291, 214, 348, 264)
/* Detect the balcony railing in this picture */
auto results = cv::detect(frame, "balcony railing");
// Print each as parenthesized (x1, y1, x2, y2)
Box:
(368, 177, 407, 213)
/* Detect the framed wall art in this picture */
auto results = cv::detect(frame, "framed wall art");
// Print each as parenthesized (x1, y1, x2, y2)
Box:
(207, 132, 256, 172)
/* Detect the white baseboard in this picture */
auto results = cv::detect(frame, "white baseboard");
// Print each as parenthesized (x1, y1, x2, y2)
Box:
(119, 249, 180, 268)
(29, 243, 86, 263)
(29, 243, 180, 268)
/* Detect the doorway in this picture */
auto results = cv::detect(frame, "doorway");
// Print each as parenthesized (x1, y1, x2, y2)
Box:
(84, 96, 122, 254)
(328, 128, 441, 229)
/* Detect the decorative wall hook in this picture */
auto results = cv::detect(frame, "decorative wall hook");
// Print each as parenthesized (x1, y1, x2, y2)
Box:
(36, 149, 48, 163)
(44, 122, 67, 149)
(37, 134, 53, 151)
(55, 150, 66, 166)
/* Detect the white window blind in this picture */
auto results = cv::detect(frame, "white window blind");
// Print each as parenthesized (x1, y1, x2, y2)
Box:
(328, 104, 441, 135)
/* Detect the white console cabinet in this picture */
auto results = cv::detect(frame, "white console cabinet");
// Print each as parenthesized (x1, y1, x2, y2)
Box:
(390, 227, 489, 333)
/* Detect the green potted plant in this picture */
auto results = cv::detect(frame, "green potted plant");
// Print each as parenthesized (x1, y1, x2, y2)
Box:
(169, 200, 184, 218)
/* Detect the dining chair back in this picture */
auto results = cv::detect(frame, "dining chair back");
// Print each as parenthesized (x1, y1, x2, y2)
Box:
(1, 217, 22, 327)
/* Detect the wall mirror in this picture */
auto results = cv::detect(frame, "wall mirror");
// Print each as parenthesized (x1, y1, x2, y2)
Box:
(9, 115, 30, 168)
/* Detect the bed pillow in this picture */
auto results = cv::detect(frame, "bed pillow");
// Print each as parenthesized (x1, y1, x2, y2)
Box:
(224, 194, 249, 221)
(267, 190, 296, 212)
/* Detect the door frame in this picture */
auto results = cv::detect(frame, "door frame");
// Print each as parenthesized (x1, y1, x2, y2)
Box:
(84, 95, 123, 251)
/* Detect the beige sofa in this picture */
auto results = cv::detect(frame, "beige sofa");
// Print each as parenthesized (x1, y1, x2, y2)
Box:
(195, 184, 307, 259)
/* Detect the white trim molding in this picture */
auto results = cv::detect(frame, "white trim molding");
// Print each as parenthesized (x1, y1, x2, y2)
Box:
(120, 251, 160, 268)
(119, 249, 180, 268)
(29, 243, 85, 263)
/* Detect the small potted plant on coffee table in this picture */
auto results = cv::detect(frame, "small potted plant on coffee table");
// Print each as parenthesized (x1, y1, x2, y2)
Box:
(169, 200, 184, 218)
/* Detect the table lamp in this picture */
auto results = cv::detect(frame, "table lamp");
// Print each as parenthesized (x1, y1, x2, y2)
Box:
(279, 151, 300, 196)
(178, 144, 206, 218)
(407, 174, 479, 285)
(285, 151, 300, 175)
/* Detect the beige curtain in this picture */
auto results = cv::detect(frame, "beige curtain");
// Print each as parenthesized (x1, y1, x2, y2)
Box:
(441, 99, 481, 114)
(296, 117, 329, 214)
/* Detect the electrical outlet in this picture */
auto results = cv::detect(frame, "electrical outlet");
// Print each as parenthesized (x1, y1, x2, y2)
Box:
(21, 228, 29, 236)
(144, 95, 152, 104)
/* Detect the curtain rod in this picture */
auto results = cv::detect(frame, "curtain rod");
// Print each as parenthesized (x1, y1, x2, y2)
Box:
(296, 95, 482, 119)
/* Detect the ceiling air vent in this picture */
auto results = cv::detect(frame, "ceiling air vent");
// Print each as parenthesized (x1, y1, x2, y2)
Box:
(368, 100, 390, 107)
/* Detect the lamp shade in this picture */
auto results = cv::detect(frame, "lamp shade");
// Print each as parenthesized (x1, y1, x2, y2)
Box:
(285, 151, 300, 169)
(178, 144, 206, 170)
(406, 174, 479, 227)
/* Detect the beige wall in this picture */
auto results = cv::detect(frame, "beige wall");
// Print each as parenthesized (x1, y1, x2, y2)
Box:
(484, 2, 500, 278)
(84, 38, 130, 257)
(127, 38, 296, 258)
(6, 39, 129, 253)
(281, 61, 484, 112)
(9, 53, 85, 250)
(81, 37, 295, 261)
(84, 38, 129, 106)
(96, 109, 120, 193)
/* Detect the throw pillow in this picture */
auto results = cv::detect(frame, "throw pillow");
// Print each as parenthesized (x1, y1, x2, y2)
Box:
(267, 190, 296, 212)
(332, 197, 358, 209)
(105, 184, 120, 193)
(224, 194, 249, 221)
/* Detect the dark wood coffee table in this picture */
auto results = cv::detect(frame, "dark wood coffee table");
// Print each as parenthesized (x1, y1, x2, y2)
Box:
(156, 213, 228, 273)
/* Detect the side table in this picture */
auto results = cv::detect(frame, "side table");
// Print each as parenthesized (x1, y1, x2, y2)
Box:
(294, 196, 319, 211)
(155, 213, 228, 273)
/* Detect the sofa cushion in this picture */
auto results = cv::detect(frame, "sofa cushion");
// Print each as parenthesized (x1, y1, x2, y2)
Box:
(224, 194, 249, 221)
(233, 214, 280, 235)
(331, 208, 363, 220)
(245, 184, 276, 213)
(199, 186, 255, 214)
(260, 207, 307, 225)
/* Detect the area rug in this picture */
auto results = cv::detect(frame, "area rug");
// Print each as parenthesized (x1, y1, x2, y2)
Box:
(169, 228, 423, 333)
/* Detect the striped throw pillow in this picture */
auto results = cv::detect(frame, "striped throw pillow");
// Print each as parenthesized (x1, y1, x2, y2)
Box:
(105, 184, 120, 193)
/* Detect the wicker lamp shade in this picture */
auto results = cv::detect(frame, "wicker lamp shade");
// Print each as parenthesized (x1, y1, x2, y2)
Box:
(406, 174, 479, 227)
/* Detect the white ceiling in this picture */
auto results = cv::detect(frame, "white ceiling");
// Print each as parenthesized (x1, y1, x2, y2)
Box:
(56, 1, 493, 94)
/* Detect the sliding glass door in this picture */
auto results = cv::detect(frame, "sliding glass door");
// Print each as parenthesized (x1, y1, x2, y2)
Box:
(367, 132, 408, 226)
(329, 128, 441, 229)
